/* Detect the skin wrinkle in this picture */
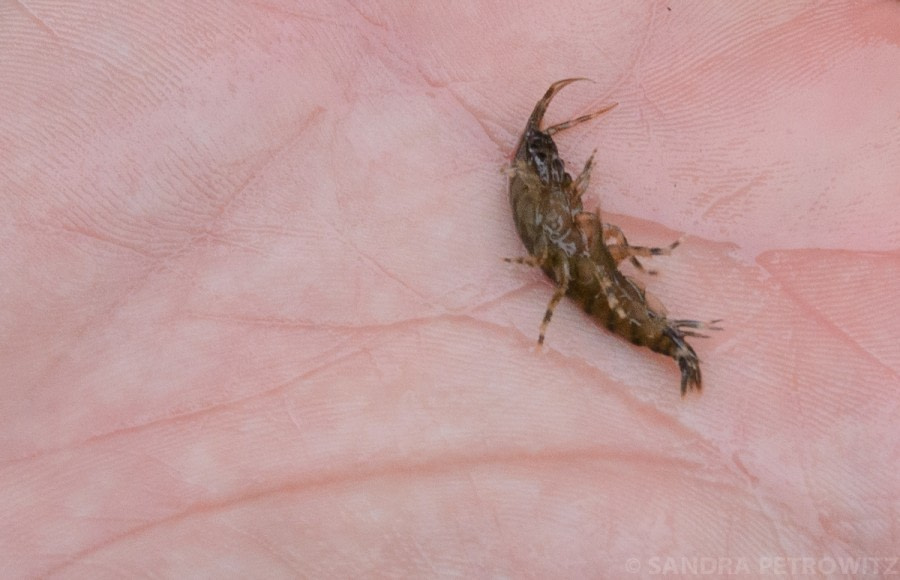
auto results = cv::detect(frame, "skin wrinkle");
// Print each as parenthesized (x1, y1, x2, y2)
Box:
(346, 0, 391, 32)
(206, 107, 326, 224)
(46, 446, 720, 576)
(14, 319, 745, 572)
(199, 304, 716, 440)
(52, 223, 158, 257)
(12, 2, 145, 86)
(12, 0, 61, 41)
(12, 1, 147, 91)
(699, 172, 770, 222)
(444, 85, 509, 153)
(2, 343, 368, 465)
(622, 0, 660, 90)
(540, 338, 721, 448)
(199, 231, 271, 257)
(759, 253, 900, 381)
(221, 520, 302, 576)
(7, 276, 884, 572)
(11, 114, 313, 410)
(2, 1, 899, 576)
(324, 215, 435, 303)
(149, 107, 327, 266)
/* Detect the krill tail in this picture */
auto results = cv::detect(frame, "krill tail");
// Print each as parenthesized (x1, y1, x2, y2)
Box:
(662, 325, 702, 397)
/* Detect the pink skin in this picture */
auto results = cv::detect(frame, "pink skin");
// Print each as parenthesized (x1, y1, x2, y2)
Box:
(1, 1, 898, 577)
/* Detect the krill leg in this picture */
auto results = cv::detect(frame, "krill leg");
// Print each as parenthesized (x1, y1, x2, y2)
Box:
(538, 260, 571, 347)
(603, 223, 682, 274)
(571, 149, 596, 204)
(546, 103, 618, 135)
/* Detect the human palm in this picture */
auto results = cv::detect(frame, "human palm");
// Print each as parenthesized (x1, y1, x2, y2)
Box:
(2, 2, 898, 577)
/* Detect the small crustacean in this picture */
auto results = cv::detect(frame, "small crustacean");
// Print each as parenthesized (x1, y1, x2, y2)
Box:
(506, 78, 720, 396)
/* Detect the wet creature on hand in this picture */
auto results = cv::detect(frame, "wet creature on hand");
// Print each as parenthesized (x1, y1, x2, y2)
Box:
(506, 78, 721, 396)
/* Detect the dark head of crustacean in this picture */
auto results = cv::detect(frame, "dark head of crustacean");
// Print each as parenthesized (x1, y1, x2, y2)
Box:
(509, 149, 577, 256)
(507, 84, 583, 261)
(517, 129, 569, 186)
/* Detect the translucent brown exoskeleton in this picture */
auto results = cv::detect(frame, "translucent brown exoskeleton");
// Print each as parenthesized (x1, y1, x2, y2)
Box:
(506, 78, 721, 396)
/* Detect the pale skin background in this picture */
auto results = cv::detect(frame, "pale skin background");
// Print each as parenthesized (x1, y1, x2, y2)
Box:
(1, 1, 899, 577)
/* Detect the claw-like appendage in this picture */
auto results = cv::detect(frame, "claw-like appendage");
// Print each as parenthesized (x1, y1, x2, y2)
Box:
(665, 326, 703, 396)
(526, 78, 592, 131)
